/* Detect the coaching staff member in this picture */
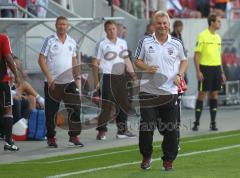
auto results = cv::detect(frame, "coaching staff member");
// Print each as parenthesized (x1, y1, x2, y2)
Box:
(92, 20, 136, 140)
(192, 14, 226, 131)
(39, 16, 83, 148)
(135, 11, 188, 170)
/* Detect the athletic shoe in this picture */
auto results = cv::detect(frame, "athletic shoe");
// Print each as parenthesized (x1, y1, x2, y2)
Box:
(210, 122, 218, 131)
(96, 131, 106, 140)
(4, 142, 19, 151)
(162, 160, 173, 171)
(178, 145, 181, 151)
(47, 137, 58, 148)
(140, 157, 152, 170)
(192, 122, 199, 131)
(69, 136, 84, 147)
(116, 130, 136, 139)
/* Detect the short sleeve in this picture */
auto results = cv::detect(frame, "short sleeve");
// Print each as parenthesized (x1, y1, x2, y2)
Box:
(40, 37, 51, 56)
(179, 43, 187, 61)
(194, 34, 204, 53)
(94, 41, 102, 60)
(3, 35, 12, 56)
(134, 38, 145, 60)
(72, 41, 77, 57)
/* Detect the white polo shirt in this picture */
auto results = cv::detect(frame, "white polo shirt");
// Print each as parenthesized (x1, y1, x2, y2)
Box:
(40, 33, 76, 84)
(94, 37, 128, 74)
(135, 33, 187, 95)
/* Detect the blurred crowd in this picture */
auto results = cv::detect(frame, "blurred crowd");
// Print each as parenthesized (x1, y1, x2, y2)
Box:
(107, 0, 240, 19)
(0, 0, 48, 18)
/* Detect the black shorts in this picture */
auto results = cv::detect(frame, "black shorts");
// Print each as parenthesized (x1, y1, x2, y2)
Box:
(0, 82, 12, 108)
(198, 65, 222, 92)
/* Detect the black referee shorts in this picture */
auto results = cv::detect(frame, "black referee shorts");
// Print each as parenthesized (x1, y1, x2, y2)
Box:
(0, 82, 12, 108)
(198, 65, 222, 92)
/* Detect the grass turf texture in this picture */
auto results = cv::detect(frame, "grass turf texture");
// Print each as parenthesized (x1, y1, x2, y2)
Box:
(0, 130, 240, 178)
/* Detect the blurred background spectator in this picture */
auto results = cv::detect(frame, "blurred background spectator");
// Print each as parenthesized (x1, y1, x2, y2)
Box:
(149, 0, 167, 18)
(196, 0, 211, 17)
(226, 0, 240, 20)
(167, 0, 201, 18)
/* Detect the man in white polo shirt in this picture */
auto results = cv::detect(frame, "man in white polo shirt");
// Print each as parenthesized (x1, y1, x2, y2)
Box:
(92, 20, 136, 140)
(135, 11, 188, 171)
(38, 16, 83, 148)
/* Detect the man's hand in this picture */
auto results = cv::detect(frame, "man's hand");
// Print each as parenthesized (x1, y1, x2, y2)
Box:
(221, 73, 226, 83)
(174, 75, 181, 86)
(197, 71, 204, 81)
(94, 82, 100, 92)
(47, 78, 55, 90)
(147, 65, 159, 74)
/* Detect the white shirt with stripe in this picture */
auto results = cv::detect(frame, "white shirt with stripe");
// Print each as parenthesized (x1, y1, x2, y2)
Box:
(94, 37, 128, 74)
(135, 33, 187, 95)
(40, 33, 76, 84)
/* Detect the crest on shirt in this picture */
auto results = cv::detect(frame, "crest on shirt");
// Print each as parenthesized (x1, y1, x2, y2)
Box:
(68, 46, 72, 52)
(119, 45, 124, 50)
(167, 47, 174, 55)
(148, 46, 155, 53)
(52, 44, 58, 50)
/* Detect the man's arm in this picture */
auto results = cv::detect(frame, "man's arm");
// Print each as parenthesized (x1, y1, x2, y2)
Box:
(179, 60, 188, 78)
(91, 58, 100, 90)
(193, 52, 204, 81)
(124, 57, 137, 80)
(5, 54, 19, 85)
(135, 59, 159, 74)
(72, 56, 81, 88)
(174, 59, 188, 86)
(38, 54, 53, 85)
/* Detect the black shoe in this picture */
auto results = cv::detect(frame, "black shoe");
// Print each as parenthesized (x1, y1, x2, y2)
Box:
(47, 137, 58, 148)
(4, 142, 19, 151)
(210, 122, 218, 131)
(140, 157, 152, 170)
(192, 122, 199, 131)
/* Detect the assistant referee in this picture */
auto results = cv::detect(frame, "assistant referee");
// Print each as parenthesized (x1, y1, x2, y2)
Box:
(192, 14, 226, 131)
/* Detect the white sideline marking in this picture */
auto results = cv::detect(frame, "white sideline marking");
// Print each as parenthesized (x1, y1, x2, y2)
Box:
(47, 133, 240, 164)
(182, 133, 240, 144)
(46, 144, 240, 178)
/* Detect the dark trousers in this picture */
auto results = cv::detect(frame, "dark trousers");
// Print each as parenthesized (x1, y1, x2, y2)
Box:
(12, 98, 30, 124)
(139, 93, 178, 161)
(97, 74, 130, 133)
(44, 82, 81, 139)
(176, 93, 182, 144)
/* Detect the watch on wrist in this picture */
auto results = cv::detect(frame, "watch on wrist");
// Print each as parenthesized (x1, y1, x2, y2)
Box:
(177, 73, 182, 78)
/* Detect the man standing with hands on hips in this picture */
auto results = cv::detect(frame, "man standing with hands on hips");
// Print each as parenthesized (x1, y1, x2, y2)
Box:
(135, 11, 188, 171)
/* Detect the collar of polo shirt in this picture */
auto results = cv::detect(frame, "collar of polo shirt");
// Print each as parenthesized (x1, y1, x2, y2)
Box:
(152, 33, 172, 45)
(104, 36, 119, 44)
(54, 33, 69, 42)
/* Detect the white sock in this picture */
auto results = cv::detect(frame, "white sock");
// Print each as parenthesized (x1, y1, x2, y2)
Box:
(36, 95, 45, 106)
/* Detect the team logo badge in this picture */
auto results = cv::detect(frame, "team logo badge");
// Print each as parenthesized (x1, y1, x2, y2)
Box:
(68, 46, 72, 51)
(53, 44, 58, 50)
(167, 47, 174, 55)
(148, 46, 155, 53)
